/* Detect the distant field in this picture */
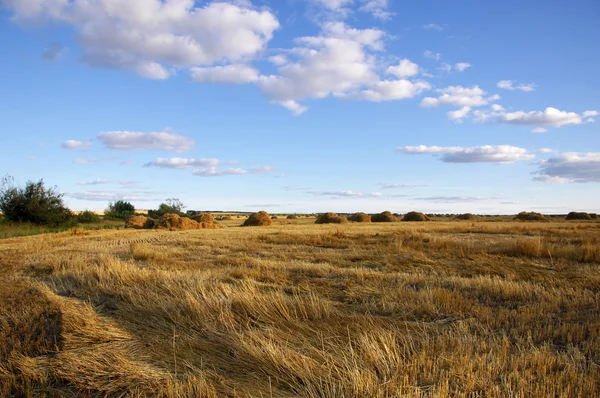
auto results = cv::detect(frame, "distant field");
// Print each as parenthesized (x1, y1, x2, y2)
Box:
(1, 220, 599, 397)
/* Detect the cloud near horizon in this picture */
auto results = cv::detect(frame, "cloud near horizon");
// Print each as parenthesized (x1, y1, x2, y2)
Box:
(397, 145, 535, 163)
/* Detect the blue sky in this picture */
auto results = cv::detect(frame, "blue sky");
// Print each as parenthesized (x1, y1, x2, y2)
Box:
(1, 0, 599, 214)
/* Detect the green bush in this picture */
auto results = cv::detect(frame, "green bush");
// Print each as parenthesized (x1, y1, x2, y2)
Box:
(0, 177, 74, 227)
(104, 200, 135, 221)
(77, 210, 100, 224)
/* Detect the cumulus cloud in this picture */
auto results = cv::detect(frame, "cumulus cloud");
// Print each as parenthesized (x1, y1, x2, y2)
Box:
(4, 0, 279, 79)
(386, 59, 420, 78)
(144, 158, 221, 169)
(359, 0, 393, 20)
(423, 23, 443, 31)
(257, 21, 430, 112)
(190, 64, 259, 84)
(424, 50, 441, 60)
(397, 145, 535, 163)
(98, 131, 194, 152)
(192, 165, 272, 177)
(474, 107, 597, 130)
(379, 183, 428, 189)
(497, 80, 535, 92)
(62, 140, 92, 151)
(533, 152, 600, 183)
(447, 106, 471, 122)
(421, 86, 499, 109)
(455, 62, 471, 72)
(307, 190, 383, 197)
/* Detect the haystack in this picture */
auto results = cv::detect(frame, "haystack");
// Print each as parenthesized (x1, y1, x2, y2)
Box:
(456, 213, 476, 220)
(287, 215, 298, 219)
(315, 212, 348, 224)
(157, 213, 198, 230)
(242, 211, 272, 227)
(372, 211, 397, 222)
(193, 212, 215, 223)
(348, 212, 371, 222)
(125, 215, 155, 229)
(565, 212, 591, 220)
(514, 212, 549, 222)
(401, 211, 429, 222)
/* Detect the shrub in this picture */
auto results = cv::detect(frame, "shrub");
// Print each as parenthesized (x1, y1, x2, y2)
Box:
(402, 211, 430, 222)
(315, 212, 348, 224)
(242, 211, 272, 227)
(271, 216, 278, 220)
(514, 212, 549, 222)
(125, 216, 156, 229)
(105, 200, 135, 221)
(372, 211, 397, 222)
(348, 212, 371, 222)
(0, 177, 74, 227)
(287, 215, 298, 219)
(456, 213, 476, 221)
(77, 210, 100, 224)
(590, 213, 598, 219)
(565, 212, 591, 220)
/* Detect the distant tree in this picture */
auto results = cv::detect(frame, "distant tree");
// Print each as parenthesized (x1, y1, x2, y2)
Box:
(148, 198, 186, 218)
(0, 176, 74, 226)
(105, 200, 135, 220)
(77, 210, 100, 224)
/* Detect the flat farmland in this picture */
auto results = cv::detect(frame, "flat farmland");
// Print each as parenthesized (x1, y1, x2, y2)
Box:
(1, 220, 599, 397)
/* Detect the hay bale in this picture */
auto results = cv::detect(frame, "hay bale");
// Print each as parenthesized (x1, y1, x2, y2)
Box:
(287, 215, 298, 219)
(271, 216, 278, 220)
(348, 212, 371, 222)
(401, 211, 429, 222)
(514, 212, 549, 222)
(193, 212, 215, 223)
(158, 213, 202, 230)
(125, 215, 155, 229)
(565, 211, 592, 220)
(372, 211, 397, 222)
(242, 211, 272, 227)
(456, 213, 476, 220)
(315, 212, 348, 224)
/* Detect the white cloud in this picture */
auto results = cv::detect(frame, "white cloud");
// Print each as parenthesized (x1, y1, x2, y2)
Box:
(498, 107, 591, 128)
(98, 131, 194, 152)
(583, 110, 599, 119)
(144, 158, 221, 169)
(190, 64, 259, 84)
(447, 106, 471, 122)
(359, 0, 393, 20)
(192, 165, 272, 177)
(397, 145, 535, 163)
(386, 58, 420, 78)
(4, 0, 279, 79)
(531, 127, 548, 133)
(455, 62, 471, 72)
(268, 55, 288, 66)
(346, 79, 431, 102)
(538, 148, 555, 153)
(257, 22, 386, 112)
(533, 152, 600, 183)
(76, 179, 111, 186)
(307, 190, 383, 197)
(315, 0, 353, 11)
(379, 183, 428, 189)
(421, 86, 498, 108)
(69, 191, 160, 202)
(416, 196, 493, 203)
(491, 104, 504, 111)
(423, 23, 443, 31)
(424, 50, 441, 61)
(497, 80, 536, 92)
(62, 139, 92, 151)
(278, 100, 308, 116)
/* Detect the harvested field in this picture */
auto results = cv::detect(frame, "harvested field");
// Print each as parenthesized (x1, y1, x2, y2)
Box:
(1, 220, 599, 397)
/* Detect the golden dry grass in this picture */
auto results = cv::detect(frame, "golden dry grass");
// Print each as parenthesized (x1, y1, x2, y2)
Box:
(0, 220, 599, 397)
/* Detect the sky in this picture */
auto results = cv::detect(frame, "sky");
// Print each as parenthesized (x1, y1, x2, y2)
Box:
(1, 0, 599, 214)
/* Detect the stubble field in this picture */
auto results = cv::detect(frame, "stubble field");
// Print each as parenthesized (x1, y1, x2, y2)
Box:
(1, 218, 599, 397)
